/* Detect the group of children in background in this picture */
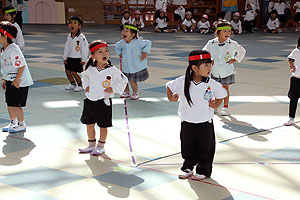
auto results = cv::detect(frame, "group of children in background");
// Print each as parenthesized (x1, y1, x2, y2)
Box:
(0, 4, 299, 181)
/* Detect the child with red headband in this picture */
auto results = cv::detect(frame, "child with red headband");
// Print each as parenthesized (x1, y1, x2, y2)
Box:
(203, 20, 246, 116)
(115, 24, 152, 100)
(63, 16, 89, 92)
(0, 21, 33, 133)
(2, 6, 24, 52)
(166, 50, 227, 180)
(79, 40, 128, 155)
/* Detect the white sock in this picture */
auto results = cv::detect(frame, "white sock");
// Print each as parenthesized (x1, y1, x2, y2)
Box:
(18, 121, 25, 126)
(11, 119, 17, 124)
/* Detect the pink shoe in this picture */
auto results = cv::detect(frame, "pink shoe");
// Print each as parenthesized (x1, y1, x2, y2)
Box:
(120, 92, 131, 98)
(130, 93, 139, 100)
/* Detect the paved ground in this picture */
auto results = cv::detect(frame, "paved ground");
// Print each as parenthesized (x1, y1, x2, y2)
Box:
(0, 24, 299, 200)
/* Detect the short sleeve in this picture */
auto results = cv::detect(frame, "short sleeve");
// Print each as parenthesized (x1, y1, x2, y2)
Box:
(166, 76, 184, 95)
(213, 82, 228, 99)
(288, 49, 297, 60)
(10, 50, 26, 68)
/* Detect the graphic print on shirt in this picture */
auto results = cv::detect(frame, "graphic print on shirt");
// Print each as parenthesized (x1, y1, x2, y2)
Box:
(203, 86, 212, 101)
(15, 56, 21, 67)
(102, 75, 111, 88)
(225, 52, 231, 62)
(75, 40, 80, 52)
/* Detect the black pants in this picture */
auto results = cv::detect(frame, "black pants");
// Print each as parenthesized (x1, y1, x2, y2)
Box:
(16, 11, 23, 30)
(244, 20, 254, 32)
(288, 77, 300, 118)
(180, 120, 215, 177)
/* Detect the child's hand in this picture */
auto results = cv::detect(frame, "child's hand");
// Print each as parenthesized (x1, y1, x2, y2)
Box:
(12, 79, 20, 89)
(170, 94, 179, 102)
(290, 66, 296, 73)
(227, 59, 237, 64)
(140, 52, 147, 61)
(209, 98, 217, 109)
(104, 87, 113, 94)
(85, 86, 89, 93)
(64, 60, 67, 64)
(2, 80, 6, 90)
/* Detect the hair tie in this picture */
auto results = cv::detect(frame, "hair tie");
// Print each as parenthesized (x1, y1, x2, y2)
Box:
(189, 54, 211, 61)
(90, 43, 108, 53)
(0, 28, 14, 39)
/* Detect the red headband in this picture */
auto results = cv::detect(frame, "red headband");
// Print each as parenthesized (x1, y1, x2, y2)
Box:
(0, 28, 13, 39)
(90, 43, 108, 53)
(189, 54, 211, 61)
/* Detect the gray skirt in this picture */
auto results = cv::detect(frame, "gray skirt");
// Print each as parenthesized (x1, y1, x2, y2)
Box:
(211, 74, 235, 85)
(123, 68, 149, 82)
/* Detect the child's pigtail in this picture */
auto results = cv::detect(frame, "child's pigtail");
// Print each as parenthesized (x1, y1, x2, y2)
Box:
(184, 64, 194, 107)
(84, 56, 94, 70)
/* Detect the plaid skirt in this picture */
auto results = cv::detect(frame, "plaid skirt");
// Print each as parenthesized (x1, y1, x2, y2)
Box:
(211, 74, 235, 85)
(123, 68, 149, 82)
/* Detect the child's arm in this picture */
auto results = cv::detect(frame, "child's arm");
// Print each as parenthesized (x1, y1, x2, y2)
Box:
(209, 98, 223, 109)
(288, 58, 296, 73)
(81, 36, 89, 65)
(2, 79, 6, 90)
(12, 66, 25, 89)
(63, 36, 70, 63)
(111, 69, 128, 95)
(115, 40, 124, 56)
(81, 70, 90, 92)
(230, 42, 246, 64)
(141, 19, 145, 29)
(167, 87, 179, 102)
(140, 39, 152, 60)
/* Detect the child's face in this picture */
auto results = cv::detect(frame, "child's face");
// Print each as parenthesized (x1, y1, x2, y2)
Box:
(192, 62, 212, 78)
(218, 28, 231, 41)
(233, 16, 239, 21)
(124, 12, 129, 18)
(68, 20, 81, 33)
(122, 28, 135, 43)
(201, 17, 206, 22)
(186, 14, 192, 20)
(160, 11, 165, 18)
(271, 13, 277, 19)
(92, 47, 110, 65)
(0, 33, 7, 46)
(4, 14, 14, 22)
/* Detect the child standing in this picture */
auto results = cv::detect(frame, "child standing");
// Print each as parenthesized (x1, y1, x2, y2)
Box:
(166, 50, 227, 180)
(197, 14, 210, 34)
(154, 10, 177, 33)
(230, 12, 242, 34)
(0, 21, 33, 133)
(203, 20, 246, 116)
(293, 0, 300, 31)
(2, 6, 24, 53)
(268, 0, 275, 17)
(115, 24, 152, 100)
(264, 10, 280, 33)
(79, 40, 128, 155)
(284, 36, 300, 126)
(243, 3, 256, 33)
(274, 0, 286, 32)
(132, 10, 145, 31)
(121, 10, 132, 30)
(63, 16, 89, 92)
(182, 11, 196, 33)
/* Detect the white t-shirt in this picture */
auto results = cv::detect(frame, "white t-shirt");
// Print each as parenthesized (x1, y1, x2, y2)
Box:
(12, 22, 24, 53)
(274, 2, 286, 15)
(230, 20, 242, 34)
(1, 43, 33, 87)
(182, 18, 196, 27)
(132, 18, 145, 29)
(197, 21, 210, 30)
(82, 65, 128, 101)
(288, 48, 300, 77)
(166, 76, 227, 123)
(266, 18, 280, 30)
(155, 17, 169, 28)
(122, 17, 132, 25)
(245, 0, 260, 10)
(63, 31, 89, 62)
(244, 9, 256, 21)
(268, 2, 275, 12)
(155, 0, 167, 11)
(293, 2, 300, 13)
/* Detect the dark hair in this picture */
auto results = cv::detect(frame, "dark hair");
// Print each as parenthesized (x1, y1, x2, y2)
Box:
(2, 6, 16, 20)
(123, 23, 138, 39)
(0, 21, 17, 44)
(216, 13, 223, 19)
(68, 16, 83, 25)
(270, 10, 278, 16)
(184, 50, 212, 106)
(297, 36, 300, 48)
(216, 20, 231, 34)
(85, 40, 110, 70)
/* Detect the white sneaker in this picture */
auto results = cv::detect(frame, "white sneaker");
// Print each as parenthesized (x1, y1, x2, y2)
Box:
(65, 84, 76, 90)
(191, 174, 207, 181)
(2, 120, 17, 132)
(178, 169, 193, 179)
(8, 124, 26, 133)
(73, 86, 84, 92)
(220, 107, 229, 116)
(204, 30, 209, 34)
(120, 92, 131, 98)
(130, 93, 139, 100)
(284, 119, 295, 126)
(91, 146, 105, 155)
(78, 146, 95, 153)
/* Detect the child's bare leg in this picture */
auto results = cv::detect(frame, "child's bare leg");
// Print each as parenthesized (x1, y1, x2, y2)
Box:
(124, 84, 130, 93)
(71, 72, 82, 85)
(99, 127, 108, 142)
(223, 84, 230, 106)
(7, 106, 17, 121)
(129, 81, 138, 94)
(155, 28, 162, 32)
(65, 70, 75, 83)
(14, 107, 24, 122)
(86, 124, 96, 139)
